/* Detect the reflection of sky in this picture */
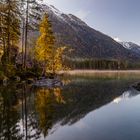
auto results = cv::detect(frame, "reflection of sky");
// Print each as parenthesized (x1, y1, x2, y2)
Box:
(45, 88, 140, 140)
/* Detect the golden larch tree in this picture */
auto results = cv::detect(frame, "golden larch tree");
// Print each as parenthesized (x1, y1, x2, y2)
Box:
(35, 13, 66, 75)
(35, 13, 55, 75)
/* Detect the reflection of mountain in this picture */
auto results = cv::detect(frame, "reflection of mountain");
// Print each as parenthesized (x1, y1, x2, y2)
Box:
(58, 79, 140, 125)
(113, 88, 140, 103)
(33, 78, 140, 136)
(0, 78, 140, 139)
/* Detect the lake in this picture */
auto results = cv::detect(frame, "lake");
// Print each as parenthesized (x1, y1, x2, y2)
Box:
(1, 71, 140, 140)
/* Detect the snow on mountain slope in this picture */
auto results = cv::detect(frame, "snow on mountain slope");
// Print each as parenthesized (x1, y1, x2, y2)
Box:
(120, 42, 132, 49)
(42, 4, 63, 19)
(114, 38, 140, 54)
(41, 4, 87, 26)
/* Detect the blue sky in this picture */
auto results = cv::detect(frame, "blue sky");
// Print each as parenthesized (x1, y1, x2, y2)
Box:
(45, 0, 140, 45)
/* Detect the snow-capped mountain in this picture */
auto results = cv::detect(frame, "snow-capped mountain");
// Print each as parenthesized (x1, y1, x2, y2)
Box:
(114, 38, 140, 55)
(42, 4, 87, 26)
(121, 42, 140, 55)
(32, 3, 140, 61)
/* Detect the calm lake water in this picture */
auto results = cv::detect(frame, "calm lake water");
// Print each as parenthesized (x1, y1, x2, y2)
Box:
(1, 72, 140, 140)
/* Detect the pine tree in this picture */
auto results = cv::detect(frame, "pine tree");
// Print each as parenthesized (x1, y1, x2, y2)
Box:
(35, 13, 67, 75)
(0, 0, 21, 65)
(35, 13, 55, 75)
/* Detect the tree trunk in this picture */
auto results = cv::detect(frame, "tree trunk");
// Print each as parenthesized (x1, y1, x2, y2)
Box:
(22, 19, 25, 68)
(24, 0, 29, 70)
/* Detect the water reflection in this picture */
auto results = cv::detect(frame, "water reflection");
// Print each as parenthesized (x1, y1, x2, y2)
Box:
(0, 84, 22, 140)
(35, 87, 65, 136)
(0, 76, 140, 139)
(113, 88, 140, 104)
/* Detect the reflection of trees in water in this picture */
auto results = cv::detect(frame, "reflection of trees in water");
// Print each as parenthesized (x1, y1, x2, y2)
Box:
(0, 84, 66, 139)
(35, 79, 140, 129)
(0, 84, 42, 140)
(35, 87, 65, 136)
(20, 84, 42, 140)
(0, 78, 140, 139)
(34, 79, 140, 136)
(0, 85, 22, 140)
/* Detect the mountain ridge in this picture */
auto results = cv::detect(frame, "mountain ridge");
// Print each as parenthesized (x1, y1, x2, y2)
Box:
(114, 38, 140, 55)
(33, 4, 140, 61)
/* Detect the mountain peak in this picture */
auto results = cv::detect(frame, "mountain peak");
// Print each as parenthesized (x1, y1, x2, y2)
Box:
(42, 4, 87, 26)
(42, 4, 63, 18)
(32, 3, 140, 61)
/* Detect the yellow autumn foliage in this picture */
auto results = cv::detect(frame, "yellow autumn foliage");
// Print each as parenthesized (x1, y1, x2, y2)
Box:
(35, 13, 66, 74)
